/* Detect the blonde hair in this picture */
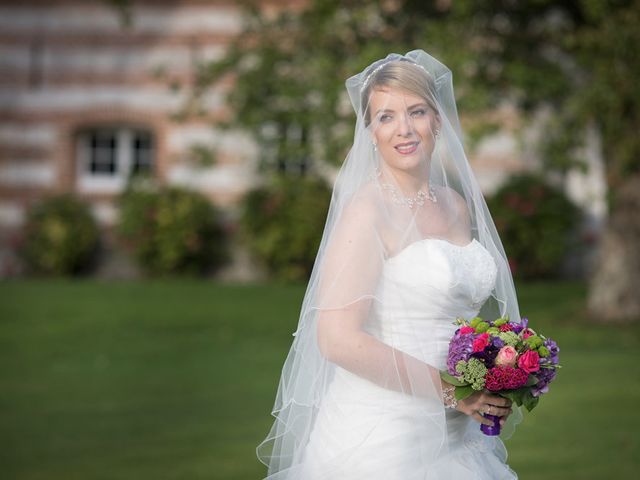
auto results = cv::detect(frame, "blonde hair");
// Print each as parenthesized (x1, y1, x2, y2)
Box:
(361, 60, 439, 126)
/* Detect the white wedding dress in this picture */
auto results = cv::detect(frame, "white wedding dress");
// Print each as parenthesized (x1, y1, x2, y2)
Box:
(297, 238, 518, 479)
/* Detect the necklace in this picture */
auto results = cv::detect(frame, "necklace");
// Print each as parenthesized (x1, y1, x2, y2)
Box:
(374, 168, 437, 208)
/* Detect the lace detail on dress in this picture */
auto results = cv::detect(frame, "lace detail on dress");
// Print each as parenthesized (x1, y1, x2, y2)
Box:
(432, 239, 498, 310)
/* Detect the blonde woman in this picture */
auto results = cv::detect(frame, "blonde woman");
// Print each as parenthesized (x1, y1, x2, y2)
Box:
(258, 50, 521, 479)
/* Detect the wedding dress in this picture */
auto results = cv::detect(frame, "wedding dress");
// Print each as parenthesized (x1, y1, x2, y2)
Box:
(297, 238, 518, 479)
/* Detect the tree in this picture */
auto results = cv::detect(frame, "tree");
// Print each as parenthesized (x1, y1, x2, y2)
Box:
(199, 0, 639, 320)
(406, 0, 640, 321)
(192, 0, 428, 174)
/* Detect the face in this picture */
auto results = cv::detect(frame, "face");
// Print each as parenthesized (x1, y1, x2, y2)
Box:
(368, 86, 439, 174)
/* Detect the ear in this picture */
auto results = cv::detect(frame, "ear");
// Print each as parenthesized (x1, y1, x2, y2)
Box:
(434, 112, 442, 131)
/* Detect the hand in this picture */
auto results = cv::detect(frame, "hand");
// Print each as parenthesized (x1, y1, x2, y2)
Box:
(456, 390, 513, 427)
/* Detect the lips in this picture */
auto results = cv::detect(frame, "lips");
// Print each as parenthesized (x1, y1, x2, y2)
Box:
(394, 141, 419, 155)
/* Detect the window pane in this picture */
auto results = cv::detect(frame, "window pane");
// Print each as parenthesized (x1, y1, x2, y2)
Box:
(132, 130, 153, 174)
(89, 131, 117, 175)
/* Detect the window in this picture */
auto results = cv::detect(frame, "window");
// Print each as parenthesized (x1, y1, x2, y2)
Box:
(76, 127, 154, 193)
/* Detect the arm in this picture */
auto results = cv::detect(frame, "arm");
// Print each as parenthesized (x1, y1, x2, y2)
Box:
(315, 192, 513, 422)
(317, 303, 443, 398)
(314, 195, 442, 399)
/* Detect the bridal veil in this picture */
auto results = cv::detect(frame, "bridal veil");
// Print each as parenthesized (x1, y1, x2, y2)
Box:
(257, 49, 522, 478)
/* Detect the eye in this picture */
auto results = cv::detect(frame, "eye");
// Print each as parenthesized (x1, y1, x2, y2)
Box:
(410, 108, 427, 117)
(378, 113, 393, 123)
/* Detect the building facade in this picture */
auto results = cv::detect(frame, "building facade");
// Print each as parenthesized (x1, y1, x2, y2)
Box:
(0, 0, 606, 278)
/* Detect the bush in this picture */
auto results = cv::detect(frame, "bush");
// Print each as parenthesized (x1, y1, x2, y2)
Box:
(487, 173, 582, 280)
(117, 183, 227, 276)
(20, 194, 99, 275)
(241, 175, 331, 281)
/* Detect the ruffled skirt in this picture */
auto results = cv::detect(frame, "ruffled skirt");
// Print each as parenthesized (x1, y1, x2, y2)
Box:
(289, 367, 518, 480)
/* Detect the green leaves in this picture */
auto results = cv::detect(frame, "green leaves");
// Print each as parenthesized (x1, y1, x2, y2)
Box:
(440, 371, 466, 387)
(21, 194, 99, 275)
(500, 382, 541, 413)
(439, 371, 475, 400)
(454, 385, 475, 401)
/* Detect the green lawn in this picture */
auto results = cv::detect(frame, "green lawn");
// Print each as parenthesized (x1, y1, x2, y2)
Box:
(0, 279, 638, 479)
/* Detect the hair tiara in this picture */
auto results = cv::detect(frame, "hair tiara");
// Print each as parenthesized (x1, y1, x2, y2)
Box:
(360, 57, 432, 93)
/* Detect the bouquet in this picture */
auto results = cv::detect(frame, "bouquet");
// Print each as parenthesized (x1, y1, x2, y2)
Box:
(440, 315, 560, 436)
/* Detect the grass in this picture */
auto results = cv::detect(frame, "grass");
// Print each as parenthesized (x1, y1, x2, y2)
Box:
(0, 279, 638, 479)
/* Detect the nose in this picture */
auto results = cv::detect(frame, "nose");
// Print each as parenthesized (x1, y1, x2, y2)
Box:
(396, 113, 414, 137)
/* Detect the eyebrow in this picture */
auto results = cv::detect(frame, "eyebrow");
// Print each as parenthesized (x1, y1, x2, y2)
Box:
(375, 102, 429, 115)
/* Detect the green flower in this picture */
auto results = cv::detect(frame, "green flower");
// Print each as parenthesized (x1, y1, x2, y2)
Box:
(538, 346, 550, 357)
(525, 335, 544, 349)
(476, 321, 490, 333)
(470, 317, 482, 328)
(456, 358, 487, 391)
(493, 317, 508, 327)
(487, 327, 500, 335)
(498, 331, 520, 347)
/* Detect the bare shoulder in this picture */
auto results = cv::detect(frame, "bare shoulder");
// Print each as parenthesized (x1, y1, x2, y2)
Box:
(434, 185, 468, 210)
(435, 184, 472, 232)
(342, 182, 382, 225)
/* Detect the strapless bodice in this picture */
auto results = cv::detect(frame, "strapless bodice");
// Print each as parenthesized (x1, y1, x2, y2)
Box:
(364, 238, 498, 369)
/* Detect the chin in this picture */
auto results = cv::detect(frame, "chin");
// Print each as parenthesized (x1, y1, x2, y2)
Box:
(382, 153, 428, 173)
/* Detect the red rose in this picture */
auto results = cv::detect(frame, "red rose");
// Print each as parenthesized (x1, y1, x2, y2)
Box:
(472, 333, 490, 353)
(499, 323, 513, 332)
(517, 350, 540, 373)
(460, 326, 475, 335)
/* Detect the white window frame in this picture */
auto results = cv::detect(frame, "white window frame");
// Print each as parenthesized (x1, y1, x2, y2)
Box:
(76, 127, 153, 194)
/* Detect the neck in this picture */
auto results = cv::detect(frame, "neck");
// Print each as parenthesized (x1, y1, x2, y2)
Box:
(381, 166, 430, 195)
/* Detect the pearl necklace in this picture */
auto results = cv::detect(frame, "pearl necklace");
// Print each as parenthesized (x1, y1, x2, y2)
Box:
(374, 168, 437, 208)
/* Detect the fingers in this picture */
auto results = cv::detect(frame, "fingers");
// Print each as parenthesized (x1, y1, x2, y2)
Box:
(480, 404, 512, 417)
(484, 394, 512, 408)
(471, 412, 495, 426)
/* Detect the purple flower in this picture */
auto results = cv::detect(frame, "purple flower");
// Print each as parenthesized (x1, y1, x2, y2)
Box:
(531, 367, 557, 397)
(471, 342, 501, 368)
(543, 338, 560, 365)
(511, 317, 528, 334)
(447, 331, 474, 375)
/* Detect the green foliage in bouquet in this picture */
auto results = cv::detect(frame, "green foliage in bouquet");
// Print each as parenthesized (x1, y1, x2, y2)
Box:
(240, 175, 331, 281)
(117, 183, 227, 276)
(487, 174, 581, 280)
(20, 194, 99, 275)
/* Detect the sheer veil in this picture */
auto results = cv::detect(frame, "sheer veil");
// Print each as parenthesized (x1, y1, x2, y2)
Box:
(257, 49, 522, 478)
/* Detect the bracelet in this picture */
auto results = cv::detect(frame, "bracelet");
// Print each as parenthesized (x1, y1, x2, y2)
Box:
(442, 385, 458, 409)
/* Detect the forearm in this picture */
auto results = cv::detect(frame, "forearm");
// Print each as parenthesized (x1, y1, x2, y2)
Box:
(323, 329, 444, 399)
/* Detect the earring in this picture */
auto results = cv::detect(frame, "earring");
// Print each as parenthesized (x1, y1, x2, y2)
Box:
(373, 142, 378, 151)
(434, 128, 440, 138)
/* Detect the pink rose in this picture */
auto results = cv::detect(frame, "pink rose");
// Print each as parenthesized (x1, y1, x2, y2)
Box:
(522, 328, 535, 339)
(495, 346, 517, 367)
(460, 326, 475, 335)
(472, 333, 490, 353)
(517, 350, 540, 373)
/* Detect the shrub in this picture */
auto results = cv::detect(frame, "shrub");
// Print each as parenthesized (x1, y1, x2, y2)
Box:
(241, 175, 331, 281)
(487, 173, 582, 279)
(20, 194, 99, 275)
(117, 183, 227, 276)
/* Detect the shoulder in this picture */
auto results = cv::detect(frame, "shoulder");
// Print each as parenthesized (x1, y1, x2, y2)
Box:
(435, 184, 472, 230)
(340, 182, 383, 226)
(435, 185, 469, 213)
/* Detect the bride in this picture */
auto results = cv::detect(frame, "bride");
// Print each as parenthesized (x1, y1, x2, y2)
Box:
(257, 50, 521, 479)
